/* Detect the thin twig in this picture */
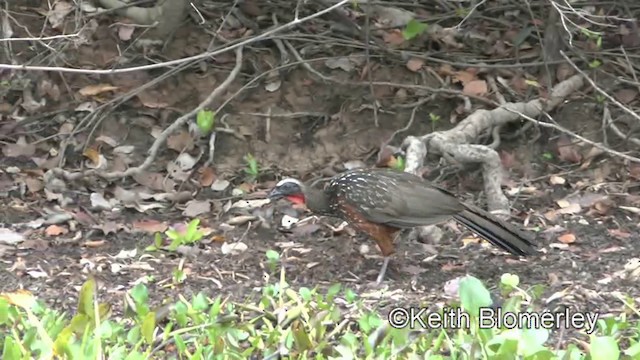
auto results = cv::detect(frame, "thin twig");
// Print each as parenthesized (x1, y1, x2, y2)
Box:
(0, 0, 351, 75)
(560, 50, 640, 124)
(505, 107, 640, 163)
(52, 46, 245, 180)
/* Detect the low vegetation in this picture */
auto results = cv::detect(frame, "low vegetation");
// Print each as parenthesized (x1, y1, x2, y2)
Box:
(1, 249, 637, 359)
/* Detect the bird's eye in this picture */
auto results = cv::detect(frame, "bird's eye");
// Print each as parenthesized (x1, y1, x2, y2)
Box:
(282, 183, 299, 193)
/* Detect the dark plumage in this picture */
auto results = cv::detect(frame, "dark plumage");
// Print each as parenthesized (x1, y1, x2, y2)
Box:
(269, 168, 536, 283)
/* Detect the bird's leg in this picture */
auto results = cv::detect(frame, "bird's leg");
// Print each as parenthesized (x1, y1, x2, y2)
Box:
(376, 256, 391, 285)
(352, 222, 399, 285)
(372, 231, 401, 285)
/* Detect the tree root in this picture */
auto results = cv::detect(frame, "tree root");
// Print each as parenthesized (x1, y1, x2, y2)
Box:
(402, 74, 584, 215)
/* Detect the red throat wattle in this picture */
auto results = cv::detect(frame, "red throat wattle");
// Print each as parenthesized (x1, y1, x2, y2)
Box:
(286, 194, 305, 205)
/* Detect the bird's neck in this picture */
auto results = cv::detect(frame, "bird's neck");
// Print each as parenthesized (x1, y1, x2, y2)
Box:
(304, 187, 332, 215)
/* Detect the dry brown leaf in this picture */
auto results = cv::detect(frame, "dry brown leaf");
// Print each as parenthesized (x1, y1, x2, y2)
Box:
(406, 57, 425, 72)
(558, 233, 576, 244)
(453, 70, 476, 85)
(549, 175, 566, 185)
(133, 171, 176, 192)
(118, 24, 135, 41)
(45, 225, 68, 236)
(83, 240, 107, 248)
(39, 78, 61, 101)
(3, 137, 36, 158)
(579, 147, 605, 170)
(463, 80, 488, 96)
(136, 91, 170, 109)
(166, 131, 195, 152)
(132, 220, 168, 233)
(113, 186, 140, 205)
(441, 262, 465, 271)
(211, 235, 226, 243)
(608, 229, 631, 239)
(556, 136, 582, 163)
(82, 148, 102, 166)
(437, 64, 455, 76)
(629, 163, 640, 180)
(555, 63, 574, 81)
(237, 182, 256, 193)
(291, 223, 322, 236)
(47, 1, 73, 29)
(25, 177, 44, 193)
(614, 88, 638, 104)
(18, 239, 49, 251)
(183, 200, 211, 217)
(97, 222, 121, 235)
(382, 30, 405, 45)
(510, 76, 528, 94)
(78, 84, 119, 97)
(95, 135, 119, 147)
(166, 161, 191, 181)
(499, 150, 517, 169)
(592, 199, 615, 215)
(198, 166, 216, 187)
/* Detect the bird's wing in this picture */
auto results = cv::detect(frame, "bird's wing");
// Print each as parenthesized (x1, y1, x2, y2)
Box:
(342, 173, 465, 228)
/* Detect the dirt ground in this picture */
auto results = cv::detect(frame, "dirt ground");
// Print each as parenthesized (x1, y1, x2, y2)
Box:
(2, 1, 640, 346)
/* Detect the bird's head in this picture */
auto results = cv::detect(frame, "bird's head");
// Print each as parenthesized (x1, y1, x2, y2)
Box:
(268, 178, 306, 205)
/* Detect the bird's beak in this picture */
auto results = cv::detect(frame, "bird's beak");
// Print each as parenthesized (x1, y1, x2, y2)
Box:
(268, 188, 284, 200)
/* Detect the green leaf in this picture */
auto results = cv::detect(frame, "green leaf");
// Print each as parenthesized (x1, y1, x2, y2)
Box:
(126, 327, 140, 345)
(500, 273, 520, 289)
(0, 299, 9, 324)
(520, 327, 549, 356)
(130, 284, 149, 307)
(458, 276, 492, 318)
(244, 153, 259, 178)
(326, 283, 342, 302)
(402, 19, 428, 40)
(344, 288, 358, 303)
(165, 229, 180, 241)
(196, 109, 215, 133)
(393, 156, 405, 171)
(193, 292, 208, 311)
(266, 250, 280, 262)
(299, 287, 312, 302)
(77, 277, 96, 316)
(291, 320, 313, 351)
(141, 311, 156, 345)
(590, 336, 619, 360)
(209, 297, 222, 318)
(3, 335, 23, 359)
(186, 218, 200, 236)
(589, 59, 602, 69)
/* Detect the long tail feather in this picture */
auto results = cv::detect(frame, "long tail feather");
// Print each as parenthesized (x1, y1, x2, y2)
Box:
(452, 205, 536, 256)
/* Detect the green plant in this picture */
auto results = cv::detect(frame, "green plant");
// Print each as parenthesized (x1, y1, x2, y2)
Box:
(146, 219, 204, 252)
(244, 153, 260, 181)
(196, 109, 215, 134)
(581, 28, 603, 49)
(589, 59, 602, 69)
(2, 270, 639, 359)
(391, 155, 405, 171)
(265, 249, 280, 273)
(402, 19, 428, 40)
(429, 112, 441, 131)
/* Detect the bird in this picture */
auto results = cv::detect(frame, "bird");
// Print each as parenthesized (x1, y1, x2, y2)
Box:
(267, 168, 536, 284)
